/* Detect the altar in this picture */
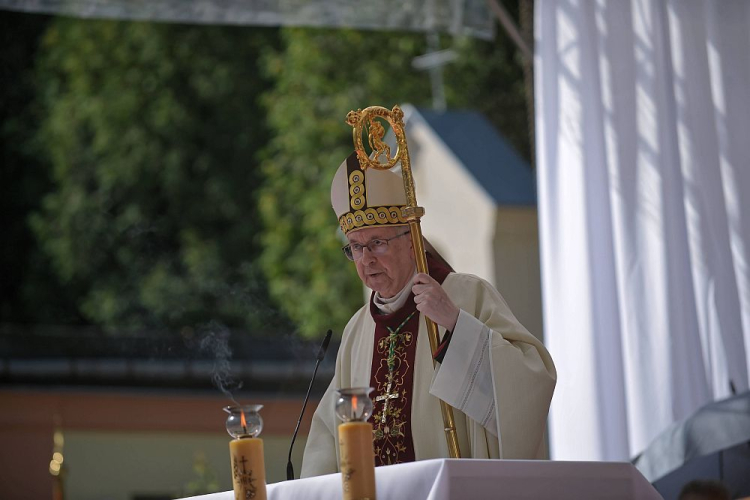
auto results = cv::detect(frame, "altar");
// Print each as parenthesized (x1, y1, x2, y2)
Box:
(181, 458, 662, 499)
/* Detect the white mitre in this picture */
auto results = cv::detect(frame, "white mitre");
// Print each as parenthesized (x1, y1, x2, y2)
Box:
(330, 152, 408, 235)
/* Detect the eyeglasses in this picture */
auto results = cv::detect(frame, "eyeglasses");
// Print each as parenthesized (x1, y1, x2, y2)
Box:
(342, 230, 411, 261)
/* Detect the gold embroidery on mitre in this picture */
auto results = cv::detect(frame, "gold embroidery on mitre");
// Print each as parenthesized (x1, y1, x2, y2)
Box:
(353, 210, 366, 228)
(348, 170, 365, 211)
(376, 207, 390, 223)
(364, 208, 378, 225)
(339, 206, 407, 234)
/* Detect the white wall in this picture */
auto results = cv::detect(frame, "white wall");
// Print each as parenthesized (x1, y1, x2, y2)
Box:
(63, 430, 304, 500)
(493, 207, 544, 342)
(408, 120, 496, 282)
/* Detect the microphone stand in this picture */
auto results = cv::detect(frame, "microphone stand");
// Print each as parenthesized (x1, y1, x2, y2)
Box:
(286, 329, 333, 480)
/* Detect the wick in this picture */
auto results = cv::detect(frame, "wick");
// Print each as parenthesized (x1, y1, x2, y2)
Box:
(240, 409, 248, 436)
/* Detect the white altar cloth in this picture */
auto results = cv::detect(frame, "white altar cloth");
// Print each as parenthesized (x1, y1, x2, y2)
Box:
(182, 458, 662, 499)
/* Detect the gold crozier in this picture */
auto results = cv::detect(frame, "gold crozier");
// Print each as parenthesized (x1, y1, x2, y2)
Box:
(345, 105, 462, 459)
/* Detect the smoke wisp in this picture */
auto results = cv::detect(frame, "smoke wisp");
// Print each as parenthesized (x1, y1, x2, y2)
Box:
(198, 321, 243, 406)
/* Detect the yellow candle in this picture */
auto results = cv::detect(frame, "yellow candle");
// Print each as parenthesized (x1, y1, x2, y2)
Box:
(338, 421, 376, 500)
(229, 437, 267, 500)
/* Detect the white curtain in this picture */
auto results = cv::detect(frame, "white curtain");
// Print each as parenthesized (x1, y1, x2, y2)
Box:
(535, 0, 750, 461)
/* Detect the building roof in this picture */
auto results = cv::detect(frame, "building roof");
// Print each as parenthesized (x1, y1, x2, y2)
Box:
(0, 325, 336, 395)
(407, 105, 536, 206)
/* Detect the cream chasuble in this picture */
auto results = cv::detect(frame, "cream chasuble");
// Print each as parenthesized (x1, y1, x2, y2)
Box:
(300, 272, 557, 477)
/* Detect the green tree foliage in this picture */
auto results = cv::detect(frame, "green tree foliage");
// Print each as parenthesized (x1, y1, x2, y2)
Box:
(30, 18, 288, 333)
(446, 23, 531, 162)
(0, 12, 80, 324)
(259, 23, 529, 337)
(259, 29, 432, 337)
(8, 10, 529, 340)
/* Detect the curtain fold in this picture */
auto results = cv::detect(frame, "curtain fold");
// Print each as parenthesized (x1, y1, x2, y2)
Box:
(535, 0, 750, 461)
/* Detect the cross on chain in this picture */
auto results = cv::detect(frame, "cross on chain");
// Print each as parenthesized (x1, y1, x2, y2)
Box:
(375, 310, 416, 424)
(374, 378, 399, 424)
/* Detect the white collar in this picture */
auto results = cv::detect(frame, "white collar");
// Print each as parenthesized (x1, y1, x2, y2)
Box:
(373, 269, 417, 314)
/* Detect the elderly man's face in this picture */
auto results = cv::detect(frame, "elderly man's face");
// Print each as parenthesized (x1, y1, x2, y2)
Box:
(347, 225, 416, 298)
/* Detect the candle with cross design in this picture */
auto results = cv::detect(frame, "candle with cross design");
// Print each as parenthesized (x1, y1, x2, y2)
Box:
(336, 387, 376, 500)
(224, 405, 267, 500)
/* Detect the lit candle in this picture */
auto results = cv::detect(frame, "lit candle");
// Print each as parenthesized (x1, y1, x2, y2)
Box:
(336, 388, 376, 500)
(225, 405, 267, 500)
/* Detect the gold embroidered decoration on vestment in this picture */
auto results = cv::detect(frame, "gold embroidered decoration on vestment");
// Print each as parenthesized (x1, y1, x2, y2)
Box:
(372, 310, 416, 465)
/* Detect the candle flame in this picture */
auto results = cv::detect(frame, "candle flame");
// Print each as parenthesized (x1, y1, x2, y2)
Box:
(352, 395, 358, 417)
(240, 410, 248, 434)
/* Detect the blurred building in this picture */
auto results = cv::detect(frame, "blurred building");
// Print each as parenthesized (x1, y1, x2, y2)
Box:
(0, 326, 335, 499)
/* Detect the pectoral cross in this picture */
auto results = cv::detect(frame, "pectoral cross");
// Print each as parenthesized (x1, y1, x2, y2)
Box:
(375, 379, 399, 423)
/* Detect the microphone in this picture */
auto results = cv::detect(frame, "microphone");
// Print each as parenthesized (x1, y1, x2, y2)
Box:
(286, 329, 333, 480)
